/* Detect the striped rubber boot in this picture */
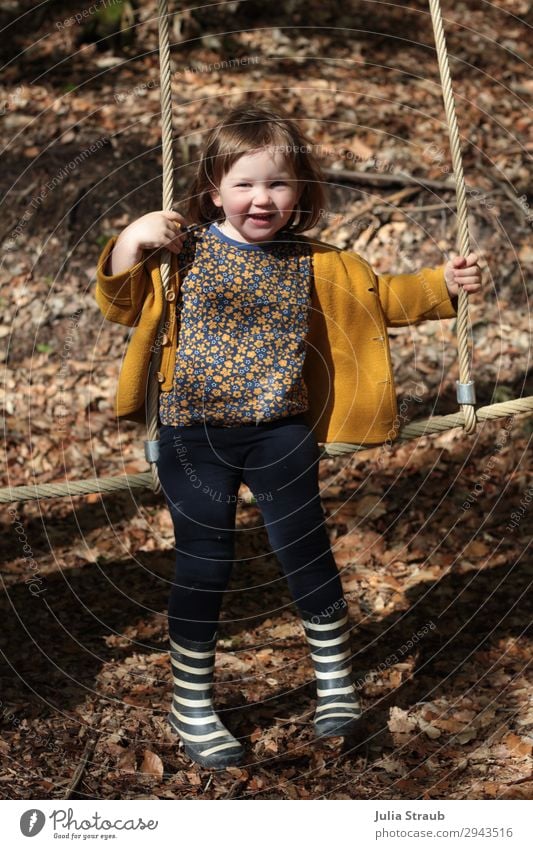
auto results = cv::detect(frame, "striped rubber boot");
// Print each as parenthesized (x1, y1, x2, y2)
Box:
(168, 632, 245, 769)
(301, 606, 362, 737)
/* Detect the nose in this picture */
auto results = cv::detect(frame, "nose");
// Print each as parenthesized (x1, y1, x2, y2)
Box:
(252, 184, 272, 206)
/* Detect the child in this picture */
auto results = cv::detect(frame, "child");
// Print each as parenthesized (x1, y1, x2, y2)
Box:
(95, 100, 481, 770)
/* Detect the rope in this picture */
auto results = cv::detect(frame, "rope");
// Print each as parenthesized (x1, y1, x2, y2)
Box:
(322, 396, 531, 457)
(0, 473, 153, 505)
(2, 396, 531, 503)
(429, 0, 477, 434)
(145, 0, 174, 493)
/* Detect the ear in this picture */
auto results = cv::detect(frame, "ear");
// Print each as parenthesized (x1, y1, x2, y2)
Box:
(210, 189, 223, 208)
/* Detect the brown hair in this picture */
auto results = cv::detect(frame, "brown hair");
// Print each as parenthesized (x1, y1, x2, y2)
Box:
(186, 100, 327, 233)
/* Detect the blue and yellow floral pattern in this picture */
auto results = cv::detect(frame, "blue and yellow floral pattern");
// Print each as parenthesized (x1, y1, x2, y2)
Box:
(158, 223, 313, 426)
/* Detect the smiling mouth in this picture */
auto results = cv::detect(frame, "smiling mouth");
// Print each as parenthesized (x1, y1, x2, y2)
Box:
(248, 213, 274, 224)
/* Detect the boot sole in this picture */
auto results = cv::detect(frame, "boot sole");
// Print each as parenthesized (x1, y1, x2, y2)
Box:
(315, 716, 362, 739)
(167, 712, 245, 770)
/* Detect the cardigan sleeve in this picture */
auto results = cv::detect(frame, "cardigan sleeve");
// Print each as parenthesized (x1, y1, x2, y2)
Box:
(315, 240, 458, 328)
(373, 264, 458, 326)
(94, 235, 152, 327)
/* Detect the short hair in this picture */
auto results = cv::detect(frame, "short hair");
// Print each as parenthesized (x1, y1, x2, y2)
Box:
(187, 99, 327, 233)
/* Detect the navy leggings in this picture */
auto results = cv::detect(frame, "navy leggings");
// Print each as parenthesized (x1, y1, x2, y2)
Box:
(156, 413, 346, 642)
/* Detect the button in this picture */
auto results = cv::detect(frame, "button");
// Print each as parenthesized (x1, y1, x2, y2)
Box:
(161, 333, 169, 345)
(155, 372, 165, 382)
(165, 290, 176, 302)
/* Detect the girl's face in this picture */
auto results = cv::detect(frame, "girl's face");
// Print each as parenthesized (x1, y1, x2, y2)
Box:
(209, 147, 302, 244)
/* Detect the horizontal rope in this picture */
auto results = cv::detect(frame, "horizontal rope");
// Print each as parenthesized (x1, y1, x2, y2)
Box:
(322, 396, 532, 457)
(0, 473, 153, 504)
(1, 397, 530, 503)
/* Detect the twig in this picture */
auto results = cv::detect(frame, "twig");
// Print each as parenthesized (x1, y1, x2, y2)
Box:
(224, 778, 246, 799)
(323, 166, 456, 192)
(505, 776, 533, 787)
(63, 734, 97, 799)
(387, 200, 456, 213)
(350, 186, 420, 217)
(273, 716, 312, 726)
(500, 182, 529, 224)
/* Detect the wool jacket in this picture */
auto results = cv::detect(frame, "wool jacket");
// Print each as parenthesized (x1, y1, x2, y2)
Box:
(95, 232, 457, 445)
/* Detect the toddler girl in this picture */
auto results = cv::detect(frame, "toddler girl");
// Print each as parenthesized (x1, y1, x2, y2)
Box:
(95, 100, 481, 770)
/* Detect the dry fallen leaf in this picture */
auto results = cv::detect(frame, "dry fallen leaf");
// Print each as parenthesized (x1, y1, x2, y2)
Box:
(139, 749, 164, 779)
(456, 727, 478, 745)
(503, 733, 533, 757)
(117, 748, 137, 774)
(339, 495, 388, 520)
(464, 540, 490, 557)
(380, 756, 407, 776)
(418, 717, 442, 739)
(388, 706, 417, 734)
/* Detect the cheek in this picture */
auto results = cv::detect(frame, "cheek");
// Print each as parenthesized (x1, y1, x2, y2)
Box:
(283, 191, 299, 210)
(213, 191, 239, 211)
(227, 195, 249, 212)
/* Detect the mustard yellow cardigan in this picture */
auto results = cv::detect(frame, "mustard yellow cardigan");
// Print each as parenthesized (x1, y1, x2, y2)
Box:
(95, 234, 456, 445)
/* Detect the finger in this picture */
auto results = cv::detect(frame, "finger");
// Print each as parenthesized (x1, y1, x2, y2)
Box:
(452, 255, 467, 268)
(167, 216, 183, 232)
(455, 268, 480, 280)
(454, 264, 481, 277)
(165, 240, 185, 254)
(465, 252, 479, 266)
(165, 224, 184, 239)
(459, 283, 481, 293)
(459, 286, 481, 294)
(457, 280, 481, 289)
(164, 209, 188, 227)
(165, 228, 185, 249)
(456, 275, 481, 287)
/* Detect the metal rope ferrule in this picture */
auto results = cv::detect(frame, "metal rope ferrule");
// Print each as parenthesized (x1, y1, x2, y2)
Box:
(144, 439, 160, 464)
(456, 380, 476, 405)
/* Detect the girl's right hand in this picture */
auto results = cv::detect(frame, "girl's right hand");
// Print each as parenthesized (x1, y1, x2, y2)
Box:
(121, 209, 187, 255)
(107, 210, 188, 275)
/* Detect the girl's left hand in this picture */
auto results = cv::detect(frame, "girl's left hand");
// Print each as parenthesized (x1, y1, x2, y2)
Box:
(444, 252, 482, 297)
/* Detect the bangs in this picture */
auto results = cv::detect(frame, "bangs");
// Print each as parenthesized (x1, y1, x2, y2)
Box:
(208, 123, 302, 184)
(187, 101, 327, 233)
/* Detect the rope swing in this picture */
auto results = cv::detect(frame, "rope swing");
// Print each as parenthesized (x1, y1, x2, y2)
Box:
(3, 0, 531, 505)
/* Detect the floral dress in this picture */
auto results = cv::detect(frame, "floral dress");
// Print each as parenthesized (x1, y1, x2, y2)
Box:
(158, 222, 313, 426)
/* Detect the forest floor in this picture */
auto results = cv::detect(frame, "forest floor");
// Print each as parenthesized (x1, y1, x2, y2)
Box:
(0, 0, 532, 800)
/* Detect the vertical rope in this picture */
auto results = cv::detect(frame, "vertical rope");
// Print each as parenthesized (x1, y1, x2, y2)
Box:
(146, 0, 175, 491)
(428, 0, 477, 434)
